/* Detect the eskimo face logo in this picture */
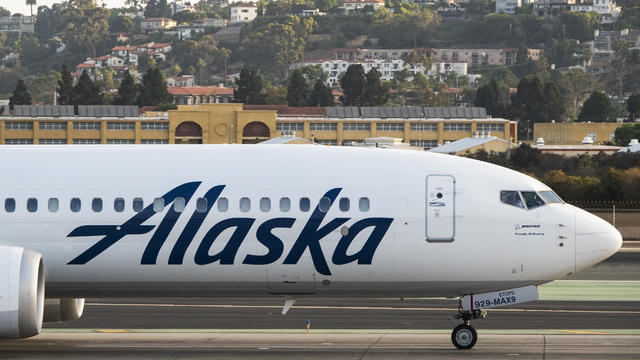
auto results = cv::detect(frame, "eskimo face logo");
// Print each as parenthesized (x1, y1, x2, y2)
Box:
(67, 182, 393, 276)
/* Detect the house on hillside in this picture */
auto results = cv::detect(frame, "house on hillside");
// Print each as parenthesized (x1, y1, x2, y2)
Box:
(340, 0, 385, 13)
(230, 4, 257, 23)
(141, 17, 177, 32)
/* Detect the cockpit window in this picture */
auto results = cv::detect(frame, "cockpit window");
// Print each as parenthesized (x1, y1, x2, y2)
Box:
(521, 191, 546, 209)
(539, 190, 563, 204)
(500, 191, 524, 209)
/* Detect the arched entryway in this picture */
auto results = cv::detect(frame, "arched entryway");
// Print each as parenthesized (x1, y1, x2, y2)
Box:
(175, 121, 203, 144)
(242, 121, 270, 144)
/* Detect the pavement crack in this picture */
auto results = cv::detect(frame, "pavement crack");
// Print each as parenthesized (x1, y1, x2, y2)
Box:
(542, 334, 546, 360)
(358, 333, 385, 360)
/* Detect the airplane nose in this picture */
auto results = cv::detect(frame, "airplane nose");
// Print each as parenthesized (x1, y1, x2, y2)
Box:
(575, 208, 623, 272)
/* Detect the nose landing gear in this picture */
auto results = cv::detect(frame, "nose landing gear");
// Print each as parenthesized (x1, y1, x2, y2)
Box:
(452, 304, 486, 350)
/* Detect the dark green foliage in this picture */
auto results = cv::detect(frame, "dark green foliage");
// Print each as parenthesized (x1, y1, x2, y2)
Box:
(234, 66, 266, 105)
(340, 64, 366, 106)
(114, 71, 138, 105)
(144, 0, 171, 18)
(578, 91, 611, 122)
(474, 80, 507, 117)
(137, 67, 172, 107)
(57, 62, 74, 105)
(0, 6, 10, 17)
(309, 81, 334, 107)
(627, 93, 640, 121)
(362, 69, 387, 106)
(543, 81, 565, 122)
(513, 75, 546, 123)
(72, 70, 102, 105)
(9, 79, 32, 109)
(614, 123, 640, 146)
(286, 69, 310, 107)
(109, 14, 135, 34)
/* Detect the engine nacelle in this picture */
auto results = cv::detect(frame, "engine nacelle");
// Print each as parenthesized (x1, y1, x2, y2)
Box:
(0, 245, 45, 339)
(44, 298, 85, 323)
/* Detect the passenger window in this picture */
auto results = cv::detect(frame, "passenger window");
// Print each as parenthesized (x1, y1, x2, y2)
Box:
(133, 198, 144, 212)
(319, 197, 331, 212)
(339, 198, 350, 212)
(260, 197, 271, 212)
(300, 197, 310, 212)
(521, 191, 546, 210)
(280, 197, 291, 212)
(174, 197, 185, 212)
(153, 198, 164, 213)
(70, 198, 81, 212)
(5, 198, 16, 212)
(27, 198, 38, 213)
(92, 198, 103, 212)
(114, 198, 125, 212)
(240, 197, 251, 212)
(217, 197, 228, 212)
(500, 191, 524, 209)
(48, 198, 59, 212)
(359, 197, 370, 212)
(196, 197, 208, 213)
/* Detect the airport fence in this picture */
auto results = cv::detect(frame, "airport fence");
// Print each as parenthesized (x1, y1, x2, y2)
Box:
(569, 201, 640, 240)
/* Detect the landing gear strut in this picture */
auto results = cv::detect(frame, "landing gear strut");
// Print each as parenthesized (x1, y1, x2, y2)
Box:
(451, 302, 486, 350)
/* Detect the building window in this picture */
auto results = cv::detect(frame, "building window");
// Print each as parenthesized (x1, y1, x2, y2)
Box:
(588, 132, 596, 142)
(476, 124, 504, 132)
(443, 123, 471, 132)
(410, 140, 438, 148)
(410, 123, 437, 132)
(107, 122, 135, 130)
(276, 122, 304, 131)
(141, 139, 169, 144)
(74, 122, 101, 130)
(73, 139, 101, 144)
(342, 140, 365, 146)
(309, 123, 337, 131)
(343, 123, 371, 131)
(376, 123, 404, 131)
(39, 139, 67, 144)
(316, 140, 337, 145)
(39, 122, 67, 130)
(141, 122, 169, 130)
(5, 122, 33, 130)
(5, 139, 34, 144)
(107, 139, 135, 144)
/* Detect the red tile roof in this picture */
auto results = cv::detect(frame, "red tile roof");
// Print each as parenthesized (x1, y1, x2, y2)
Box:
(76, 63, 95, 68)
(112, 45, 137, 51)
(168, 86, 234, 96)
(233, 3, 257, 7)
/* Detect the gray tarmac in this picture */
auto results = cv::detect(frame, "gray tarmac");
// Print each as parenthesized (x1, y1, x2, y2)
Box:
(0, 247, 638, 359)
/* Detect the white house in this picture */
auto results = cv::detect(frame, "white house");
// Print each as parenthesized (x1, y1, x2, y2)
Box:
(230, 4, 257, 24)
(570, 0, 621, 23)
(141, 17, 177, 32)
(495, 0, 521, 14)
(340, 0, 385, 13)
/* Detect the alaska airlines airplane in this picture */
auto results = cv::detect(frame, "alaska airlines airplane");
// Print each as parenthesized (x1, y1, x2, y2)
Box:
(0, 145, 622, 349)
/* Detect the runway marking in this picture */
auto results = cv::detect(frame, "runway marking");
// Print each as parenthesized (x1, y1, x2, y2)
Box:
(86, 302, 640, 315)
(560, 330, 616, 335)
(95, 329, 132, 333)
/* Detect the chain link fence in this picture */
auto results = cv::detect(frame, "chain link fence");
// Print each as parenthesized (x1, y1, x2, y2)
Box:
(568, 201, 640, 240)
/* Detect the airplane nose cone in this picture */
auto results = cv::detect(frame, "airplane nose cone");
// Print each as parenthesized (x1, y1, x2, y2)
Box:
(575, 208, 623, 272)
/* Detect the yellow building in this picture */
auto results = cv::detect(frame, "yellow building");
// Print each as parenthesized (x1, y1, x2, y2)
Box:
(533, 122, 622, 145)
(0, 104, 517, 147)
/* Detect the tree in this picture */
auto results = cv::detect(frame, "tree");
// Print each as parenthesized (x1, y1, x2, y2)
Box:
(57, 62, 74, 105)
(137, 67, 172, 107)
(27, 70, 60, 105)
(287, 69, 310, 107)
(613, 123, 640, 146)
(543, 81, 565, 122)
(63, 0, 110, 58)
(578, 91, 611, 122)
(109, 15, 135, 34)
(73, 70, 102, 105)
(513, 75, 545, 123)
(340, 64, 366, 106)
(144, 0, 171, 18)
(0, 6, 10, 17)
(27, 0, 37, 16)
(9, 79, 32, 109)
(234, 66, 265, 105)
(114, 71, 138, 105)
(363, 68, 387, 106)
(474, 79, 504, 117)
(309, 81, 334, 107)
(627, 93, 640, 121)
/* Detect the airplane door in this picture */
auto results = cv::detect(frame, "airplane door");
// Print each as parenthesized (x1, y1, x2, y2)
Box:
(426, 175, 456, 242)
(266, 264, 315, 294)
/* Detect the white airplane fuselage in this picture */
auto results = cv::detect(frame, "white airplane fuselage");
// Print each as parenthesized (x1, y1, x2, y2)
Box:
(0, 145, 622, 299)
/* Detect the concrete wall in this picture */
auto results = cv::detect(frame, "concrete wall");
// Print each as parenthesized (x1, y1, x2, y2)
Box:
(534, 122, 621, 145)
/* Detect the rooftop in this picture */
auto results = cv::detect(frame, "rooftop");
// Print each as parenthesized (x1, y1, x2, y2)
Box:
(168, 86, 234, 96)
(429, 136, 514, 154)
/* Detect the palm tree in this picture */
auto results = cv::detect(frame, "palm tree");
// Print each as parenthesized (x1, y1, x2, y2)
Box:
(26, 0, 37, 16)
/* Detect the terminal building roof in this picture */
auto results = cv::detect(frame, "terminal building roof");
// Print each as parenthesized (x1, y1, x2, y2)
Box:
(244, 105, 493, 120)
(5, 105, 141, 118)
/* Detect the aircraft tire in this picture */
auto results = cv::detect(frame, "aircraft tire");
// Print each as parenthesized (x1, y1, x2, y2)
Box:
(451, 323, 477, 349)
